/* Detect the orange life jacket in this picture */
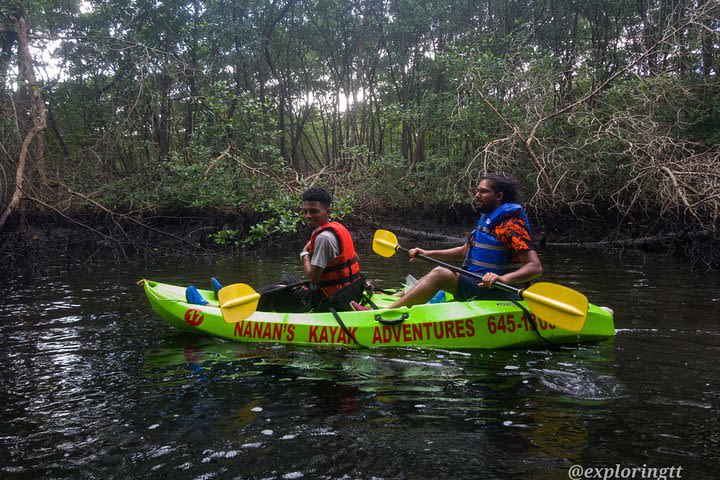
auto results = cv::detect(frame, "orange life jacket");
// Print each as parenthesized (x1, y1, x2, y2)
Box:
(308, 221, 362, 297)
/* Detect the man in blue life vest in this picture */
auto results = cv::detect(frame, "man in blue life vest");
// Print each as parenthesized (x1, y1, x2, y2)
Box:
(384, 174, 542, 308)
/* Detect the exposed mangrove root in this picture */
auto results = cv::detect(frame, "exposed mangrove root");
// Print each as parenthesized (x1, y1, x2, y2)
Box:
(54, 181, 204, 250)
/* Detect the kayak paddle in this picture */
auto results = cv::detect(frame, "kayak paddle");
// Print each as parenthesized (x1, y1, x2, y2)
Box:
(218, 279, 309, 323)
(372, 229, 588, 332)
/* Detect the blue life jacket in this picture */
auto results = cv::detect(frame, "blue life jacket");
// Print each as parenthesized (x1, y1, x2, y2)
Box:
(462, 203, 531, 275)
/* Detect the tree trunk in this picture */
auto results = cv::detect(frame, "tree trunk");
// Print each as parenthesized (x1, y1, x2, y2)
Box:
(698, 0, 713, 77)
(185, 0, 200, 150)
(0, 11, 47, 231)
(260, 0, 298, 165)
(0, 28, 18, 115)
(155, 73, 172, 160)
(637, 0, 659, 74)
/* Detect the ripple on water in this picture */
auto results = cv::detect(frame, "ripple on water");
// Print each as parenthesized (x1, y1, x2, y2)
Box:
(201, 449, 241, 462)
(282, 472, 304, 479)
(535, 368, 624, 400)
(1, 253, 719, 479)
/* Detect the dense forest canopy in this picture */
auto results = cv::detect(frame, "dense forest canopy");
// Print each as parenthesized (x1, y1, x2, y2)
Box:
(0, 0, 719, 252)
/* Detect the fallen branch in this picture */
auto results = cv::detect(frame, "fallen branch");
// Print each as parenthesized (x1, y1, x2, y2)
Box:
(373, 224, 465, 244)
(547, 230, 711, 248)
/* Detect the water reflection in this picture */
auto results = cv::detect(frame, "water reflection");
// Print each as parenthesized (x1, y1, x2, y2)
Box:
(134, 328, 628, 478)
(1, 248, 719, 478)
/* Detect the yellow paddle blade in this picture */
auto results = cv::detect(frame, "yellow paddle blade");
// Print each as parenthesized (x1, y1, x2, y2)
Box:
(373, 229, 399, 258)
(521, 282, 588, 332)
(218, 283, 261, 323)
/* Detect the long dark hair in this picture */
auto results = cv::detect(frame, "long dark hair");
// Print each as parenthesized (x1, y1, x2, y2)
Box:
(483, 174, 521, 204)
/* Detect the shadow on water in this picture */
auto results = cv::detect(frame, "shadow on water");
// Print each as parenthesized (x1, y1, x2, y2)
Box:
(1, 245, 719, 478)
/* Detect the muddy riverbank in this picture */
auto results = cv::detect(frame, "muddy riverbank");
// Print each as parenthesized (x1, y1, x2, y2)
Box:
(1, 206, 718, 271)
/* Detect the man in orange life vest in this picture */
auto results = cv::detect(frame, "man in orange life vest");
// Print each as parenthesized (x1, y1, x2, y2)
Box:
(256, 187, 362, 313)
(385, 174, 542, 309)
(299, 187, 362, 299)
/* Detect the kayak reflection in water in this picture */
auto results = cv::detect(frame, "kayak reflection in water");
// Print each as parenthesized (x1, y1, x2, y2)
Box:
(385, 174, 543, 309)
(258, 187, 365, 313)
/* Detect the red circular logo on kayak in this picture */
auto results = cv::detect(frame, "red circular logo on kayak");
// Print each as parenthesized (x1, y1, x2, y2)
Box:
(184, 308, 205, 326)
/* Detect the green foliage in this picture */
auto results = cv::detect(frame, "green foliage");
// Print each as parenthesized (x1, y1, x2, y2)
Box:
(354, 153, 414, 209)
(207, 184, 357, 248)
(158, 157, 242, 209)
(240, 192, 302, 247)
(330, 191, 354, 220)
(209, 229, 239, 246)
(6, 0, 719, 243)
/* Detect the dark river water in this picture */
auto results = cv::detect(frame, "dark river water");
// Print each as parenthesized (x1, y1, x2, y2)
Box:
(1, 241, 719, 479)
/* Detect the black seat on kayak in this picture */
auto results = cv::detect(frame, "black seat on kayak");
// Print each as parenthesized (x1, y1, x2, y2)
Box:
(313, 275, 369, 312)
(257, 276, 321, 313)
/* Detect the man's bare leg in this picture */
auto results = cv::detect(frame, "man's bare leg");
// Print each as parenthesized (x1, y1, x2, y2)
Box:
(387, 267, 459, 308)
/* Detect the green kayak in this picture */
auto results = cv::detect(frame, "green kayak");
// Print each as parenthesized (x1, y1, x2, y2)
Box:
(141, 280, 615, 349)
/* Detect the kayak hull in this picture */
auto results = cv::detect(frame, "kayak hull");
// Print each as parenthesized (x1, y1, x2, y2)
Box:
(142, 280, 615, 350)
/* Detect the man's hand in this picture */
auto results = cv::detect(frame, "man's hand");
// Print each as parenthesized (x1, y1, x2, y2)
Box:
(479, 272, 503, 288)
(408, 248, 427, 262)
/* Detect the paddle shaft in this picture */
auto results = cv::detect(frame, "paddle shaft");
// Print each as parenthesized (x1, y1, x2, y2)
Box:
(262, 279, 310, 296)
(395, 245, 523, 296)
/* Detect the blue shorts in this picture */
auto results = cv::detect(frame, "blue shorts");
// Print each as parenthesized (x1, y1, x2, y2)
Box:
(455, 274, 520, 301)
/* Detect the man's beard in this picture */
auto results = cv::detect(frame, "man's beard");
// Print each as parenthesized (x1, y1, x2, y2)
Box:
(473, 202, 495, 214)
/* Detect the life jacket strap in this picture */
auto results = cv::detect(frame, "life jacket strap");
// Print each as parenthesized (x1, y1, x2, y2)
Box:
(466, 259, 522, 270)
(318, 269, 363, 287)
(322, 255, 359, 273)
(470, 241, 507, 251)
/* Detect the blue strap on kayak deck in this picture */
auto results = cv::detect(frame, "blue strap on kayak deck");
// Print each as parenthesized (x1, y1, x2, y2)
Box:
(185, 286, 208, 306)
(211, 277, 223, 296)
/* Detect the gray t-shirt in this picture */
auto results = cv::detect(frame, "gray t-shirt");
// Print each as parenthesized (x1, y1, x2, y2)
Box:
(310, 230, 340, 269)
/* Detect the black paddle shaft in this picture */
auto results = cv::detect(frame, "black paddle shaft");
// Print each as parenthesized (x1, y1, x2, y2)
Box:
(261, 279, 310, 296)
(396, 245, 523, 296)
